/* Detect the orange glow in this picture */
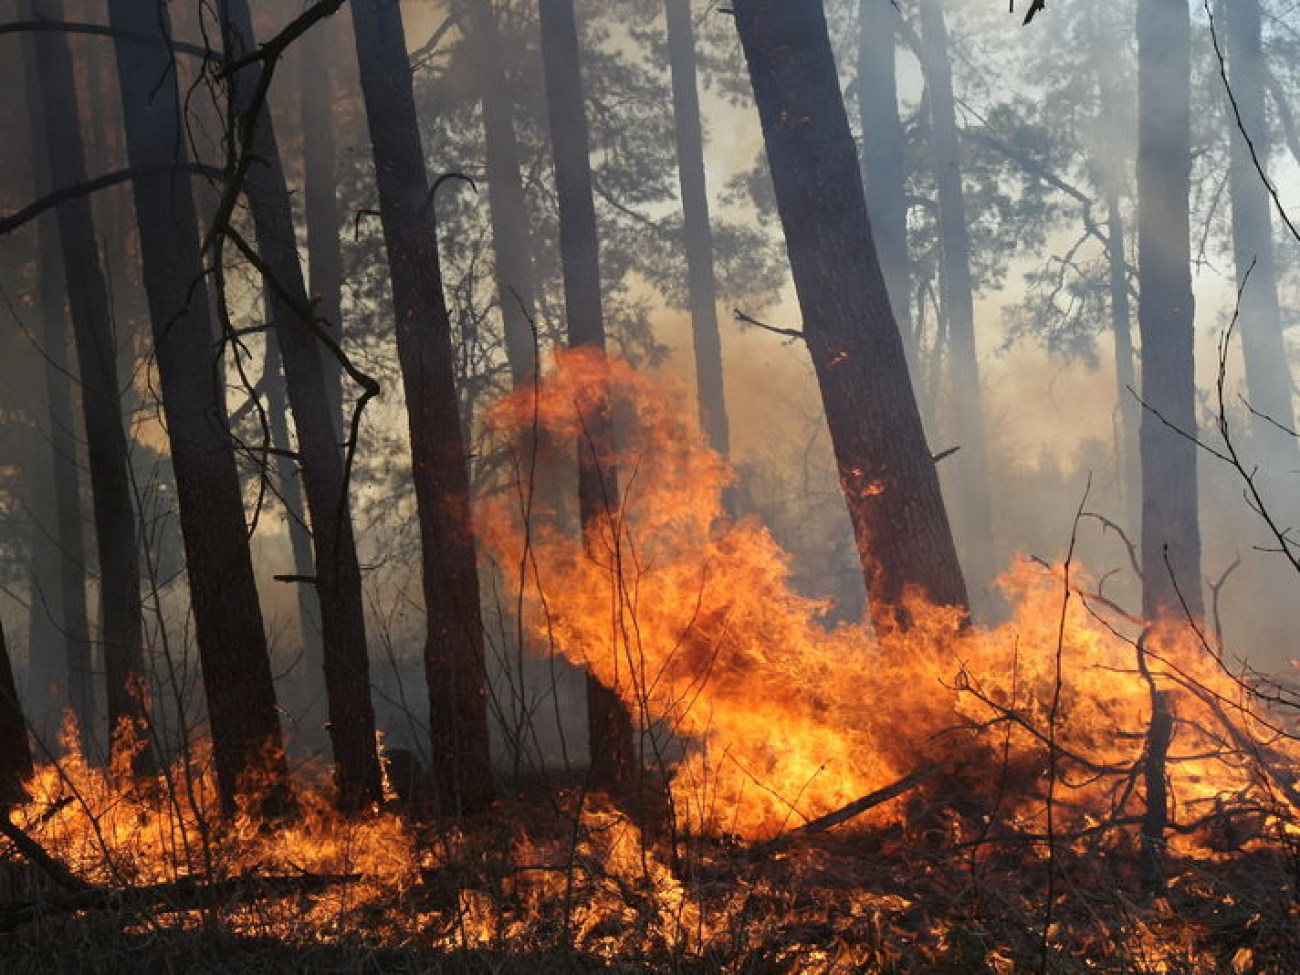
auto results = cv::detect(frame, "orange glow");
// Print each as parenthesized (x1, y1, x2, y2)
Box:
(6, 355, 1297, 966)
(479, 352, 1297, 841)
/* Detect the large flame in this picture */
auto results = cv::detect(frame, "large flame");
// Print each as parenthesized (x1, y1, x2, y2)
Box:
(4, 353, 1296, 968)
(480, 351, 1297, 841)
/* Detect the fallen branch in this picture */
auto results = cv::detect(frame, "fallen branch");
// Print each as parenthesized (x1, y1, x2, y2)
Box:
(0, 871, 360, 932)
(0, 813, 85, 893)
(748, 764, 941, 858)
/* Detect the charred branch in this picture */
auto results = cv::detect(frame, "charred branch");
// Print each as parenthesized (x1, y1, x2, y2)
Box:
(0, 163, 224, 237)
(748, 764, 942, 858)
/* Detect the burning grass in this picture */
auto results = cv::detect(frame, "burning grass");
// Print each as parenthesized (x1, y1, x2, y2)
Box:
(3, 356, 1300, 971)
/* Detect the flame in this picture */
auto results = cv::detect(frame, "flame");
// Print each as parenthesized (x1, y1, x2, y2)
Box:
(4, 353, 1297, 967)
(480, 351, 1299, 842)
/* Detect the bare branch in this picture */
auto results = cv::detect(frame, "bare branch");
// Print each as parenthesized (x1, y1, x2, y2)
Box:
(0, 163, 223, 237)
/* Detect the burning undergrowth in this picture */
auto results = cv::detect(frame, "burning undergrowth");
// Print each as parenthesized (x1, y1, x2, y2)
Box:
(3, 355, 1300, 972)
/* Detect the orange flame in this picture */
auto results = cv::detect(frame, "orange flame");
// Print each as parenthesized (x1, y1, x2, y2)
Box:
(480, 352, 1298, 841)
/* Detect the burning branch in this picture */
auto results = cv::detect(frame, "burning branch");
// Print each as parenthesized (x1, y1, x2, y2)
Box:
(747, 764, 942, 858)
(1140, 690, 1174, 891)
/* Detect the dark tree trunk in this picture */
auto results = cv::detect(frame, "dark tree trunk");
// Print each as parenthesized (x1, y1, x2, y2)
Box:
(666, 0, 729, 457)
(1105, 191, 1141, 535)
(858, 0, 914, 368)
(221, 0, 382, 812)
(539, 0, 638, 799)
(916, 0, 995, 600)
(1224, 0, 1296, 458)
(106, 0, 288, 813)
(300, 14, 346, 432)
(349, 0, 494, 816)
(0, 619, 33, 807)
(29, 0, 152, 774)
(262, 321, 325, 738)
(733, 0, 968, 632)
(465, 0, 540, 387)
(1137, 0, 1202, 620)
(22, 41, 94, 747)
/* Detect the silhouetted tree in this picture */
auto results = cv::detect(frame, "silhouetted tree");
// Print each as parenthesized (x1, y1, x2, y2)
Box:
(220, 0, 382, 812)
(539, 0, 639, 798)
(666, 0, 729, 456)
(1137, 0, 1203, 619)
(917, 0, 995, 600)
(350, 0, 495, 815)
(733, 0, 968, 631)
(463, 0, 540, 388)
(858, 0, 914, 368)
(300, 12, 346, 431)
(1224, 0, 1296, 460)
(0, 618, 33, 807)
(107, 0, 288, 812)
(20, 25, 93, 746)
(29, 0, 151, 772)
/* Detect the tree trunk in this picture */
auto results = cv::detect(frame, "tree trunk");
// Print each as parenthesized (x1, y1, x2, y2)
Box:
(29, 0, 152, 774)
(349, 0, 494, 816)
(858, 0, 914, 369)
(1105, 191, 1141, 536)
(21, 41, 94, 748)
(220, 0, 382, 812)
(1224, 0, 1296, 459)
(916, 0, 995, 602)
(666, 0, 729, 457)
(733, 0, 968, 632)
(261, 302, 326, 745)
(1137, 0, 1202, 620)
(539, 0, 639, 799)
(0, 619, 33, 808)
(106, 0, 288, 813)
(464, 0, 540, 388)
(300, 14, 346, 433)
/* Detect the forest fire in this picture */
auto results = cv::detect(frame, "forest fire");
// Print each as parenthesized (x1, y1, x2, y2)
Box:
(5, 0, 1300, 967)
(2, 358, 1297, 971)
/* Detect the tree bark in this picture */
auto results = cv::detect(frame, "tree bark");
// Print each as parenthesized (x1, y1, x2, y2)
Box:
(858, 0, 914, 369)
(1137, 0, 1203, 620)
(539, 0, 639, 799)
(349, 0, 494, 816)
(29, 0, 151, 774)
(464, 0, 540, 388)
(261, 317, 325, 740)
(666, 0, 729, 457)
(106, 0, 288, 813)
(299, 14, 346, 432)
(1105, 191, 1141, 536)
(220, 0, 382, 812)
(21, 39, 94, 748)
(916, 0, 995, 601)
(1224, 0, 1296, 459)
(733, 0, 968, 632)
(0, 619, 33, 808)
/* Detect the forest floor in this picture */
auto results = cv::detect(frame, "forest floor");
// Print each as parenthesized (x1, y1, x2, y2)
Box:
(0, 814, 1296, 974)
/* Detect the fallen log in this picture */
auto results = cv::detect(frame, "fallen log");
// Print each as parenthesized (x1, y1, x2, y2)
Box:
(748, 764, 942, 859)
(0, 871, 361, 932)
(0, 813, 86, 894)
